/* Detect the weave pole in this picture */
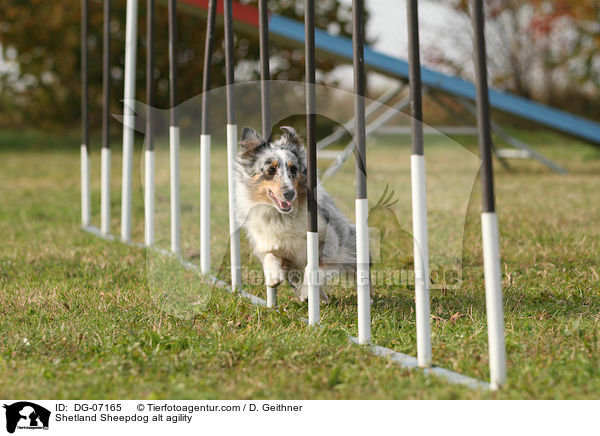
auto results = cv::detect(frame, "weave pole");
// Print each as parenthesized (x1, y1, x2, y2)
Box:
(352, 0, 371, 345)
(81, 0, 91, 228)
(304, 0, 319, 326)
(224, 0, 242, 289)
(258, 0, 271, 138)
(168, 0, 181, 254)
(471, 0, 507, 390)
(144, 0, 155, 247)
(200, 0, 217, 274)
(258, 0, 276, 308)
(120, 0, 138, 243)
(407, 0, 432, 368)
(101, 0, 111, 236)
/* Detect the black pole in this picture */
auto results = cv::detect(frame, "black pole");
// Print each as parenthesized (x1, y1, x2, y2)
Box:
(407, 0, 423, 156)
(258, 0, 271, 138)
(168, 0, 178, 127)
(102, 0, 110, 150)
(352, 0, 367, 199)
(305, 0, 317, 233)
(146, 0, 155, 151)
(224, 0, 235, 125)
(201, 0, 217, 135)
(81, 0, 89, 150)
(471, 0, 496, 213)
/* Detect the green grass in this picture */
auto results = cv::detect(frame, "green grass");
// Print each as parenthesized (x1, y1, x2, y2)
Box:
(0, 128, 599, 399)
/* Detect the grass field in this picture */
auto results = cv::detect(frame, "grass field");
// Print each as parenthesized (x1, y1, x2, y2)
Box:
(0, 128, 599, 399)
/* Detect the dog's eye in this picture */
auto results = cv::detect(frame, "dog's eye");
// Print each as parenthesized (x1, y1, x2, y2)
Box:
(290, 165, 298, 177)
(267, 166, 277, 176)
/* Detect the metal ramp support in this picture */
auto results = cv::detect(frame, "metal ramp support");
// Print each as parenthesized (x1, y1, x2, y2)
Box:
(456, 98, 567, 174)
(317, 85, 405, 151)
(321, 94, 411, 179)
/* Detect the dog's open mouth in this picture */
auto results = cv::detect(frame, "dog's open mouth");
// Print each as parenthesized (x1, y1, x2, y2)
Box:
(268, 190, 292, 212)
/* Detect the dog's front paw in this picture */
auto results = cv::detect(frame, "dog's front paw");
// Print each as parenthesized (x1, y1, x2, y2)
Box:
(263, 253, 285, 288)
(264, 270, 285, 287)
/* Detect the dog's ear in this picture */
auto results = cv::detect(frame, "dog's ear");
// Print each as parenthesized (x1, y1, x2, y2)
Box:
(280, 126, 303, 148)
(240, 127, 262, 149)
(239, 127, 267, 163)
(279, 126, 307, 176)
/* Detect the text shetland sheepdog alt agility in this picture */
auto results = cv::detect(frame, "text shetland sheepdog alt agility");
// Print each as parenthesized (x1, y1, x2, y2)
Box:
(234, 126, 356, 302)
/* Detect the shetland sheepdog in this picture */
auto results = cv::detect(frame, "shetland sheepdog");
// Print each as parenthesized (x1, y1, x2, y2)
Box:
(234, 126, 356, 302)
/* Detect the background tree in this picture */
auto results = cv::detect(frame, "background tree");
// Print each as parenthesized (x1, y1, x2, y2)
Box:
(0, 0, 370, 130)
(426, 0, 599, 117)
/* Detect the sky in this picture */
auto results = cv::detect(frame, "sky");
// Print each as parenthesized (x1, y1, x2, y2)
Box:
(333, 0, 471, 88)
(363, 0, 464, 60)
(330, 0, 469, 88)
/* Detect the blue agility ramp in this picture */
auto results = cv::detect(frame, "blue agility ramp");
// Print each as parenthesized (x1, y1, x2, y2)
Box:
(174, 0, 600, 145)
(268, 14, 600, 145)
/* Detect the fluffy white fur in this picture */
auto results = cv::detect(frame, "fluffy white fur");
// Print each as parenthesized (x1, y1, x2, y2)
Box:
(234, 126, 357, 302)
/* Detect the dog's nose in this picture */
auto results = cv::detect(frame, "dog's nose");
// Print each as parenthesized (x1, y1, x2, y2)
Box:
(283, 190, 296, 201)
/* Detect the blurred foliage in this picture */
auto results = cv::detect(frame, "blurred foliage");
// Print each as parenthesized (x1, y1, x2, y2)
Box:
(428, 0, 600, 118)
(0, 0, 371, 131)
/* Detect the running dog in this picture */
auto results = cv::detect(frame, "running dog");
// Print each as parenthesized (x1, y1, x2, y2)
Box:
(234, 126, 356, 302)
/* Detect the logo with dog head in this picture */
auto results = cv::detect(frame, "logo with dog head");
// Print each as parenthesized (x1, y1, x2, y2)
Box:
(3, 402, 50, 434)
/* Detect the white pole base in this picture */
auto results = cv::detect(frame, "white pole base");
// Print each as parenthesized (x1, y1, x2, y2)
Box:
(81, 145, 91, 227)
(121, 131, 133, 243)
(306, 231, 320, 326)
(101, 147, 111, 236)
(355, 198, 371, 344)
(267, 286, 277, 308)
(481, 211, 507, 390)
(170, 126, 181, 254)
(411, 154, 432, 368)
(226, 124, 242, 289)
(144, 149, 155, 247)
(200, 133, 211, 274)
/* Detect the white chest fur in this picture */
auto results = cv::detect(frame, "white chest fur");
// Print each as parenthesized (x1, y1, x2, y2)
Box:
(244, 205, 308, 266)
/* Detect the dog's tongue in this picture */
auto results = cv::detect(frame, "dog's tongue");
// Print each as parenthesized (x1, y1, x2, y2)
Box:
(269, 191, 291, 211)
